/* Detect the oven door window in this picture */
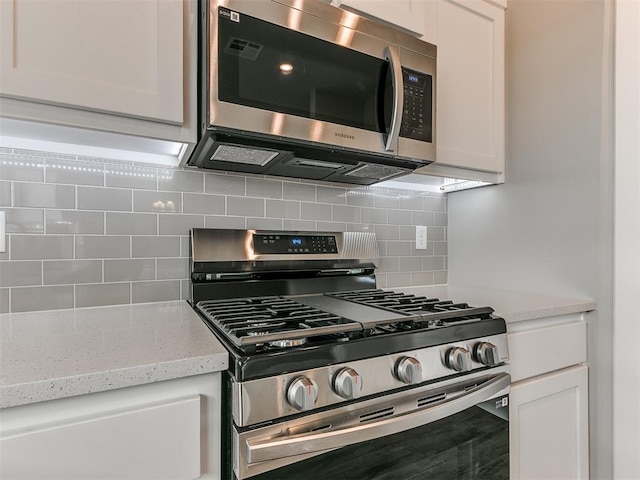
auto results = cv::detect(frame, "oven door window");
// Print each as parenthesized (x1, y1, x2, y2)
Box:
(240, 397, 509, 480)
(217, 7, 392, 134)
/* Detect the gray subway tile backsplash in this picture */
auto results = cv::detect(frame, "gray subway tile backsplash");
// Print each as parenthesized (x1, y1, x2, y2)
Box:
(283, 182, 316, 202)
(204, 215, 245, 229)
(106, 212, 157, 235)
(0, 148, 448, 313)
(158, 214, 204, 235)
(332, 205, 360, 223)
(11, 235, 73, 260)
(13, 182, 75, 209)
(131, 236, 180, 258)
(105, 163, 158, 190)
(46, 210, 105, 234)
(246, 217, 284, 230)
(158, 169, 204, 193)
(0, 181, 11, 206)
(133, 190, 182, 213)
(132, 280, 180, 304)
(157, 258, 189, 280)
(0, 289, 8, 313)
(227, 196, 264, 217)
(78, 186, 132, 212)
(182, 193, 225, 215)
(43, 260, 102, 285)
(301, 202, 331, 221)
(45, 158, 104, 186)
(6, 208, 44, 233)
(246, 178, 283, 200)
(11, 285, 74, 313)
(76, 283, 131, 308)
(75, 235, 131, 259)
(266, 199, 300, 220)
(205, 173, 245, 196)
(317, 186, 346, 205)
(0, 153, 45, 182)
(0, 261, 42, 288)
(104, 258, 156, 282)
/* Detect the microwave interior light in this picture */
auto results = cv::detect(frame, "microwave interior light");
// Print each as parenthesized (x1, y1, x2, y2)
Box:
(279, 62, 294, 74)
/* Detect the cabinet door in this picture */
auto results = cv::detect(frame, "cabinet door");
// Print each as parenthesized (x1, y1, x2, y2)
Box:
(510, 365, 589, 479)
(335, 0, 426, 36)
(432, 0, 505, 173)
(0, 0, 183, 124)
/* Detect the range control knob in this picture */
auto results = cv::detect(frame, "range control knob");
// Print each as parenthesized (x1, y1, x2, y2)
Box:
(473, 342, 500, 366)
(445, 347, 472, 372)
(333, 367, 363, 400)
(395, 356, 423, 385)
(286, 376, 318, 411)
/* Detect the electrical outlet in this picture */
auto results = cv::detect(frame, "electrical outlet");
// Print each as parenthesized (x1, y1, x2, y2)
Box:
(0, 211, 5, 253)
(415, 225, 427, 250)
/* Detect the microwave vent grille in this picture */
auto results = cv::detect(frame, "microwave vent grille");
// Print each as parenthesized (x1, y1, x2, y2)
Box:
(224, 37, 263, 61)
(210, 145, 279, 166)
(345, 164, 408, 181)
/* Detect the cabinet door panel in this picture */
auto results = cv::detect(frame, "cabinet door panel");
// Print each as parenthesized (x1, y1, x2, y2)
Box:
(435, 0, 504, 173)
(0, 0, 183, 124)
(336, 0, 425, 36)
(510, 365, 589, 480)
(0, 395, 201, 479)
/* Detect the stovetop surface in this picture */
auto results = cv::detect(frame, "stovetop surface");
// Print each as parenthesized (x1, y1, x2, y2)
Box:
(193, 289, 506, 381)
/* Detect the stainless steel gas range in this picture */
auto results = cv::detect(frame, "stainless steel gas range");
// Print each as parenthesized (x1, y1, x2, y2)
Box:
(189, 228, 510, 480)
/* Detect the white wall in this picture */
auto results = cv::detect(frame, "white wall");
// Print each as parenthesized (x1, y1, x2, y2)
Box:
(614, 0, 640, 477)
(446, 0, 614, 477)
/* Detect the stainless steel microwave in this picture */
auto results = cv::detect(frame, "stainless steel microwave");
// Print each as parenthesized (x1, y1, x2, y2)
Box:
(184, 0, 437, 185)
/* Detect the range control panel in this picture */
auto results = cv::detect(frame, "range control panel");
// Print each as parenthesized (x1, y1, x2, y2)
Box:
(253, 234, 338, 254)
(400, 67, 433, 143)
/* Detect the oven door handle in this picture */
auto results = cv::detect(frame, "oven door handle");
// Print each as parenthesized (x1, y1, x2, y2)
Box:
(245, 372, 510, 464)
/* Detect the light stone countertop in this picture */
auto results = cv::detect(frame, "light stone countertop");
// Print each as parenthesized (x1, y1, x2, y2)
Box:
(0, 287, 595, 409)
(0, 301, 228, 409)
(395, 285, 596, 323)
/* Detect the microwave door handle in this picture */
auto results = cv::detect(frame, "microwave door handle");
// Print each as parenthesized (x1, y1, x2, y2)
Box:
(245, 373, 510, 464)
(383, 45, 404, 152)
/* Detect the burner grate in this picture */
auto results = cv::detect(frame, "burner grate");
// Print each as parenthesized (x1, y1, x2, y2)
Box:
(327, 289, 494, 328)
(196, 296, 362, 348)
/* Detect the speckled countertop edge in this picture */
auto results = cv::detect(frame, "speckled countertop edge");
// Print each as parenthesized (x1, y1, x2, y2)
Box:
(0, 301, 228, 409)
(395, 285, 596, 323)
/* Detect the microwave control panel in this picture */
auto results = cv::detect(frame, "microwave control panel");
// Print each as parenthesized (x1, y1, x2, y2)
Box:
(400, 67, 433, 143)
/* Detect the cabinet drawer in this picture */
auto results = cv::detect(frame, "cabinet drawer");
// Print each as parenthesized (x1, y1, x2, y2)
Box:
(0, 395, 201, 480)
(508, 316, 587, 382)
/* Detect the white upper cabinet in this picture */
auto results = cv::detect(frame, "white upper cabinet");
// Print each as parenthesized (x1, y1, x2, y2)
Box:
(334, 0, 427, 37)
(334, 0, 506, 179)
(429, 0, 505, 175)
(0, 0, 197, 144)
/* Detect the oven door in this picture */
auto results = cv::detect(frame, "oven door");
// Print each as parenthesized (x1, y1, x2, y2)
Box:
(233, 369, 510, 480)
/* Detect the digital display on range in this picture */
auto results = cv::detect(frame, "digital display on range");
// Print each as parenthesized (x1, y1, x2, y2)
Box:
(290, 237, 304, 247)
(253, 234, 338, 254)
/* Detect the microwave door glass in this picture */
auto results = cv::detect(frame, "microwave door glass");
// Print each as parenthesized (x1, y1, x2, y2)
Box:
(217, 7, 392, 135)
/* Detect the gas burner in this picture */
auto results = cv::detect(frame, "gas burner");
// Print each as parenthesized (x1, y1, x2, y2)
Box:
(267, 338, 308, 348)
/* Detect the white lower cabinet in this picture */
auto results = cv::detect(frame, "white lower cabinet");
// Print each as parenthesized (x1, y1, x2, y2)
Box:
(508, 314, 590, 479)
(0, 373, 221, 480)
(510, 365, 589, 480)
